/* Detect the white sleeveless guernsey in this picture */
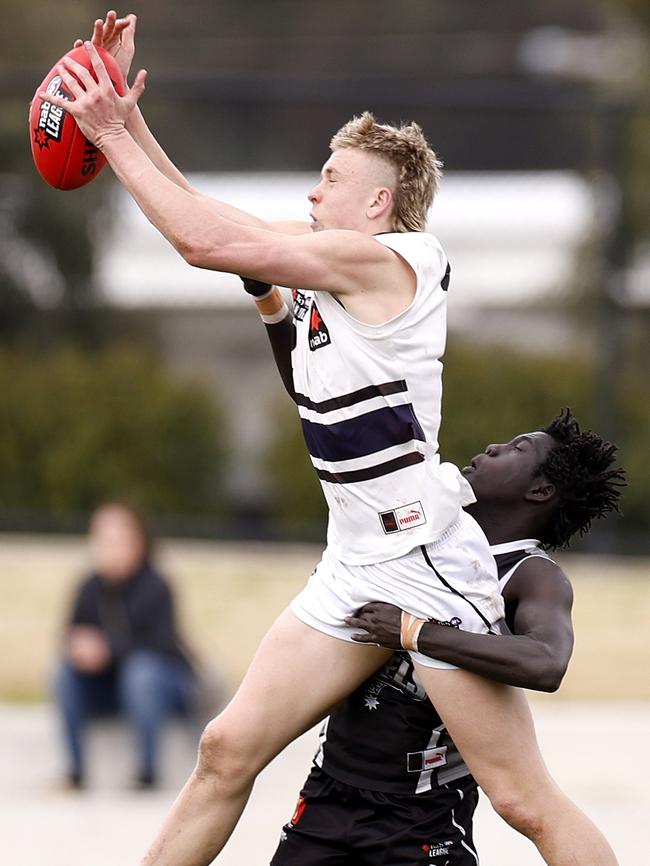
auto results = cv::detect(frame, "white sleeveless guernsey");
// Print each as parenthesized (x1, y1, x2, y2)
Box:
(290, 231, 476, 565)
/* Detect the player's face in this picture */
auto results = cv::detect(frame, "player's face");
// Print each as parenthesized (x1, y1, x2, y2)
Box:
(307, 148, 387, 233)
(462, 431, 556, 502)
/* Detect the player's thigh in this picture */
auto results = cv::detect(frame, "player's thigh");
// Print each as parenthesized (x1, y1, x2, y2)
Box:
(413, 664, 553, 799)
(209, 608, 392, 770)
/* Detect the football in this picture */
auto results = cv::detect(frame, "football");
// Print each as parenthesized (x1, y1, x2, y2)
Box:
(29, 46, 126, 190)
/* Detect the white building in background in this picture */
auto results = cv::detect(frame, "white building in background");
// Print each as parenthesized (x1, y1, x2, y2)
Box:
(97, 171, 598, 315)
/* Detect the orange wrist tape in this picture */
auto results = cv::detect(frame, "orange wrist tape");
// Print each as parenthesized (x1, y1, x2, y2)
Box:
(400, 611, 427, 652)
(255, 287, 289, 323)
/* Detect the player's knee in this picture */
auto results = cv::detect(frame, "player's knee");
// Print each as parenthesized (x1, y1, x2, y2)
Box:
(196, 718, 256, 787)
(197, 719, 237, 771)
(490, 792, 545, 841)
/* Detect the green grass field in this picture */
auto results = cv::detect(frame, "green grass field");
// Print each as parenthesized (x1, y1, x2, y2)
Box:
(1, 534, 648, 702)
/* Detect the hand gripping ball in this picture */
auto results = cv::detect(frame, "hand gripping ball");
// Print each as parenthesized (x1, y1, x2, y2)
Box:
(29, 46, 126, 190)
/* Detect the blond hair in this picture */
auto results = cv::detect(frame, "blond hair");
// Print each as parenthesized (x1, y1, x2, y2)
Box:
(330, 112, 442, 232)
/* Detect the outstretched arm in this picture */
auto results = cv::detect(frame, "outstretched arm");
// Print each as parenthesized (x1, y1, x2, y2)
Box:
(78, 13, 309, 235)
(347, 557, 575, 692)
(43, 46, 400, 294)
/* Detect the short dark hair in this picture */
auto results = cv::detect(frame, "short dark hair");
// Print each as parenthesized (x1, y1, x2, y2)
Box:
(537, 408, 626, 549)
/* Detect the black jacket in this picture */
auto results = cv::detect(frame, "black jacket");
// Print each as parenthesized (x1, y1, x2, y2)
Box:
(69, 563, 193, 671)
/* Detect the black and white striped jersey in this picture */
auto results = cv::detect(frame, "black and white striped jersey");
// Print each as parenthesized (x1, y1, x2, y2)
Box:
(290, 231, 476, 565)
(314, 539, 552, 794)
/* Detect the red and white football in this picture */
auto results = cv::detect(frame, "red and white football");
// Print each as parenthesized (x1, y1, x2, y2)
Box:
(29, 46, 126, 190)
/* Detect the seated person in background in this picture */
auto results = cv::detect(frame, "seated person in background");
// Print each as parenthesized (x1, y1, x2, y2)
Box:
(53, 501, 197, 789)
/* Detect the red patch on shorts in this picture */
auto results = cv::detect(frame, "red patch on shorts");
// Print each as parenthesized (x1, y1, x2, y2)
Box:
(291, 795, 307, 826)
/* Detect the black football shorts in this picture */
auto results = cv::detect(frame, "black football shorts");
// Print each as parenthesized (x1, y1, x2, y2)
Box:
(270, 766, 480, 866)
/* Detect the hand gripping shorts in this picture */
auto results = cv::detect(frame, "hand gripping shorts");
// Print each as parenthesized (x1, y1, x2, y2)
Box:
(290, 509, 504, 669)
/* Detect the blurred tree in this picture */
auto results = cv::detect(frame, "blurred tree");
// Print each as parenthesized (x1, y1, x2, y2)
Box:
(0, 346, 225, 518)
(598, 0, 650, 243)
(605, 0, 650, 28)
(264, 403, 328, 537)
(0, 174, 113, 347)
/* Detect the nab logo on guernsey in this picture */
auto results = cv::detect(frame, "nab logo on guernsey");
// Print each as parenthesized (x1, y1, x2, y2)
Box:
(308, 302, 331, 351)
(380, 501, 427, 534)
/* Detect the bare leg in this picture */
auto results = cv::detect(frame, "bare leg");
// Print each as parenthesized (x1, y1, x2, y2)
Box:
(140, 608, 391, 866)
(414, 664, 618, 866)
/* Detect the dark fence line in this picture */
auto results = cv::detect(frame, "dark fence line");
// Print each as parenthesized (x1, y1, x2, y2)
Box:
(0, 509, 645, 555)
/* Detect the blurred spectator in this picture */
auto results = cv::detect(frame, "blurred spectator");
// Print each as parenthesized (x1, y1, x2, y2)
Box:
(53, 502, 197, 790)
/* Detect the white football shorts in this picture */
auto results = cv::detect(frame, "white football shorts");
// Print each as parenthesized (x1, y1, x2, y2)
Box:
(290, 509, 504, 669)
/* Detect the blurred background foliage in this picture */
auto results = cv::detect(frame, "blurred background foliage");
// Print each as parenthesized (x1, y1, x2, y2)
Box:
(0, 347, 224, 522)
(0, 0, 648, 549)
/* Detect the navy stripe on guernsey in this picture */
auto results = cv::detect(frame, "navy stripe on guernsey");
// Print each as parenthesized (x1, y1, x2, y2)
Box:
(297, 378, 427, 485)
(295, 379, 408, 414)
(301, 404, 426, 463)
